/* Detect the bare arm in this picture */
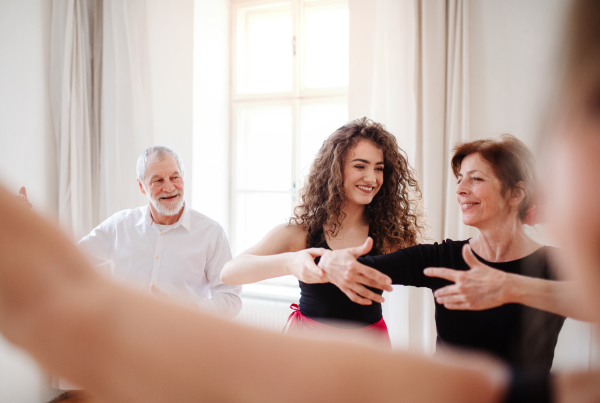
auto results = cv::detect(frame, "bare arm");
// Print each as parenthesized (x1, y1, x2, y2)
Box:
(0, 186, 509, 403)
(424, 244, 591, 321)
(220, 223, 329, 285)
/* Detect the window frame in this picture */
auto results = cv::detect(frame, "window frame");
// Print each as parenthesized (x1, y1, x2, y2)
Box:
(229, 0, 349, 300)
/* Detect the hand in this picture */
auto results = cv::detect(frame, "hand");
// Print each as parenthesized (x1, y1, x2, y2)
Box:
(423, 244, 508, 310)
(14, 186, 32, 209)
(317, 237, 393, 305)
(289, 248, 329, 284)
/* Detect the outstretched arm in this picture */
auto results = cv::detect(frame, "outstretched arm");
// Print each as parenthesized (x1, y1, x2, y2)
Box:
(425, 244, 589, 321)
(0, 186, 509, 403)
(220, 223, 329, 285)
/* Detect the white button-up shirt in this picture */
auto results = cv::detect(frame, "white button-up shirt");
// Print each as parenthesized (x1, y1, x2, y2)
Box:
(78, 204, 241, 318)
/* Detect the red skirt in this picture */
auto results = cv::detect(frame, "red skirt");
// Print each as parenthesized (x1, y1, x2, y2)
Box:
(284, 303, 392, 348)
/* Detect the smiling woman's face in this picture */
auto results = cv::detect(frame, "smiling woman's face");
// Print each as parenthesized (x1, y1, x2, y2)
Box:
(342, 139, 384, 208)
(455, 153, 515, 229)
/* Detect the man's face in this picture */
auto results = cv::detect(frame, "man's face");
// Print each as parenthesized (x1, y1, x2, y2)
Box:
(139, 154, 185, 216)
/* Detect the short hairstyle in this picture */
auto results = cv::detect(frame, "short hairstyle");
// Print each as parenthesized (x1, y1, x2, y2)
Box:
(136, 146, 185, 183)
(451, 134, 537, 221)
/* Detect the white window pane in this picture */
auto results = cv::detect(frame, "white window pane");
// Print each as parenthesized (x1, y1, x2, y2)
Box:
(234, 192, 292, 254)
(236, 105, 292, 191)
(236, 3, 293, 94)
(303, 3, 349, 89)
(298, 100, 348, 182)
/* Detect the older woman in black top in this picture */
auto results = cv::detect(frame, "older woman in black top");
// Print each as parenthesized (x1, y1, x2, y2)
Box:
(319, 135, 580, 371)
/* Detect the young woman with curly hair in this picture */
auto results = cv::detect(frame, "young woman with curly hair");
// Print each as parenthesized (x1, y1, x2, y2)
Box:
(221, 117, 424, 344)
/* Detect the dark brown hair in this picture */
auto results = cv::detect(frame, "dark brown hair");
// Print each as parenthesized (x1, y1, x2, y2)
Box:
(290, 117, 425, 253)
(451, 134, 537, 221)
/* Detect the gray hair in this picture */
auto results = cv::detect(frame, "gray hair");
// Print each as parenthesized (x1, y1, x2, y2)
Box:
(136, 146, 185, 183)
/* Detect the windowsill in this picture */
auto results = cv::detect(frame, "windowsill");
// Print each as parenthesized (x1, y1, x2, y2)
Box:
(241, 283, 300, 303)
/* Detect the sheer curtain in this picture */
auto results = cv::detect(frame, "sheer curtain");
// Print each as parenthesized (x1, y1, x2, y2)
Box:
(50, 0, 152, 243)
(349, 0, 472, 353)
(49, 0, 152, 387)
(100, 0, 153, 221)
(50, 0, 99, 241)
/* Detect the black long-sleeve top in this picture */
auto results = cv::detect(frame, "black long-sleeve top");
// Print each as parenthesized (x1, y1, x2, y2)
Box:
(360, 239, 565, 371)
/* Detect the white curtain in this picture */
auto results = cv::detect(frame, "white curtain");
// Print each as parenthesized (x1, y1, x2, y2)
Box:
(349, 0, 472, 353)
(100, 0, 153, 221)
(49, 0, 152, 390)
(50, 0, 152, 241)
(50, 0, 99, 241)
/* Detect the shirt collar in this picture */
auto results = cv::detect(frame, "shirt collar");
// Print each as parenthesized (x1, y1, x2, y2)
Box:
(135, 203, 190, 232)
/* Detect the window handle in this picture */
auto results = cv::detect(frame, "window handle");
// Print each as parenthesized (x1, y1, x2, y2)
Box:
(291, 36, 296, 56)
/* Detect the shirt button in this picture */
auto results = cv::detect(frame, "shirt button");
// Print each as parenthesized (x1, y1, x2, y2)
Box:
(156, 256, 160, 260)
(160, 232, 163, 236)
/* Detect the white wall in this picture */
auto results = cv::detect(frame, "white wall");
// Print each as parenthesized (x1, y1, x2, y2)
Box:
(0, 0, 57, 215)
(469, 0, 567, 145)
(0, 1, 61, 402)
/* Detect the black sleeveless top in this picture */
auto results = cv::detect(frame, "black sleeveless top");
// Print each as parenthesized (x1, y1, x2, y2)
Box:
(298, 229, 383, 328)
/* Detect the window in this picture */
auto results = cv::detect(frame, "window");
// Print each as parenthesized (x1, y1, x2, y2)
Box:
(231, 0, 349, 300)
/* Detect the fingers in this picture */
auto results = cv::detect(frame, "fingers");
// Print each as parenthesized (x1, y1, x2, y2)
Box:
(19, 186, 27, 199)
(423, 267, 461, 282)
(433, 284, 459, 298)
(354, 271, 393, 292)
(341, 289, 373, 305)
(441, 302, 471, 310)
(435, 294, 466, 306)
(462, 243, 480, 269)
(306, 247, 327, 258)
(353, 261, 393, 291)
(350, 283, 385, 303)
(349, 237, 373, 258)
(306, 260, 326, 280)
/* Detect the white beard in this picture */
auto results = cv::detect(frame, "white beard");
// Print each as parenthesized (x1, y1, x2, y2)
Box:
(148, 189, 185, 216)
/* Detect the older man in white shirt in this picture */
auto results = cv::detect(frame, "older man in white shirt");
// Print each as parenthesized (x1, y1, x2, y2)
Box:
(78, 146, 241, 318)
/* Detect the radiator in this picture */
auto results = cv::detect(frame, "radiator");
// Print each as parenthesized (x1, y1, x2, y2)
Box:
(234, 296, 295, 332)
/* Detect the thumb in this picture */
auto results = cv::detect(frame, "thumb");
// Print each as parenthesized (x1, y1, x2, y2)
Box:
(462, 244, 480, 269)
(19, 186, 27, 199)
(350, 237, 373, 258)
(151, 283, 160, 295)
(306, 247, 327, 258)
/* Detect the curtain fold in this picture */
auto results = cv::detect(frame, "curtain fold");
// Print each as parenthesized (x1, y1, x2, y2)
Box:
(50, 0, 152, 240)
(50, 0, 98, 240)
(349, 0, 471, 353)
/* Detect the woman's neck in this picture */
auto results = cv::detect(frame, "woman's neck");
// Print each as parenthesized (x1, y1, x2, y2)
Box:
(323, 203, 369, 249)
(339, 203, 367, 228)
(470, 218, 541, 262)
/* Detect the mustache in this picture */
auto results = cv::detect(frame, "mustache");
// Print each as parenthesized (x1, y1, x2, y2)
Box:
(157, 189, 182, 200)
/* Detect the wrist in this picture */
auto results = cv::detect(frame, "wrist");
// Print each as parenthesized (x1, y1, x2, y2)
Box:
(502, 272, 520, 304)
(283, 251, 300, 277)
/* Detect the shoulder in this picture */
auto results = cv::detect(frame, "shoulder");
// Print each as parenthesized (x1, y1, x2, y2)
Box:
(271, 222, 308, 250)
(527, 245, 563, 280)
(242, 222, 308, 255)
(99, 206, 144, 228)
(187, 208, 225, 232)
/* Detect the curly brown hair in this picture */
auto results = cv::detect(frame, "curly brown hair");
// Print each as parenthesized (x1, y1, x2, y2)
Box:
(290, 117, 425, 254)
